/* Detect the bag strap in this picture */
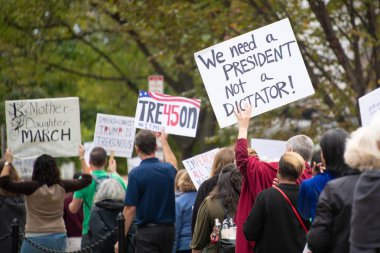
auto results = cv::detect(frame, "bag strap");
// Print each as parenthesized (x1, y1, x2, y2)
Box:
(273, 185, 308, 233)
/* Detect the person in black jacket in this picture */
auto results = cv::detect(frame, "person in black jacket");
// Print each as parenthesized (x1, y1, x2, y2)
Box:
(307, 168, 359, 253)
(0, 159, 25, 253)
(89, 178, 126, 253)
(244, 152, 310, 253)
(344, 114, 380, 253)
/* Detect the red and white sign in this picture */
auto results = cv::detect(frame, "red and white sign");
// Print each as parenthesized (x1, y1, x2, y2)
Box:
(134, 90, 201, 137)
(148, 75, 164, 94)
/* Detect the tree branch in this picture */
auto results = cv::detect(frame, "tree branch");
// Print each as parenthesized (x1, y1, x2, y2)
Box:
(307, 0, 361, 95)
(44, 61, 137, 84)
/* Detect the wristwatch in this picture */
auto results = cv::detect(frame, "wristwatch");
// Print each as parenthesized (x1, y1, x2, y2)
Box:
(4, 161, 11, 166)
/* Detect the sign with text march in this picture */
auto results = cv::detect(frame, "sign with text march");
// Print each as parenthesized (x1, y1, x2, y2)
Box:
(134, 90, 201, 137)
(93, 113, 136, 158)
(182, 148, 219, 190)
(5, 97, 81, 158)
(195, 18, 314, 128)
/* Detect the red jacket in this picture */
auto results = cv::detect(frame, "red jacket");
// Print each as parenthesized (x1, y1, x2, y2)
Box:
(235, 139, 312, 253)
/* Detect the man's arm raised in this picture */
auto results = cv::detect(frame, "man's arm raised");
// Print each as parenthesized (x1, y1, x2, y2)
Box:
(159, 130, 178, 169)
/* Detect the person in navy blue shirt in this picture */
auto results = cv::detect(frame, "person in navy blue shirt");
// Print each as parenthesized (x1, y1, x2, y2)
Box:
(297, 128, 350, 221)
(115, 129, 178, 253)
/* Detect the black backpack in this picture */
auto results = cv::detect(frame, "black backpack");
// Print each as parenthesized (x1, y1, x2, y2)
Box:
(217, 201, 236, 253)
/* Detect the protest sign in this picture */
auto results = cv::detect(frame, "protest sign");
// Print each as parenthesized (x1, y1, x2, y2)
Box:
(127, 156, 142, 173)
(13, 157, 36, 179)
(251, 138, 287, 162)
(359, 87, 380, 126)
(83, 142, 94, 165)
(134, 90, 201, 137)
(182, 148, 219, 190)
(148, 75, 164, 94)
(195, 18, 315, 128)
(93, 113, 136, 158)
(5, 97, 81, 158)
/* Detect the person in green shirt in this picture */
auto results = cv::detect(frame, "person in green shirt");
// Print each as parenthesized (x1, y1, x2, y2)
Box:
(69, 147, 126, 250)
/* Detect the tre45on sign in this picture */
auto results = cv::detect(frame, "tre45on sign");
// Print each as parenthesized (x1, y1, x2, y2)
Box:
(134, 90, 201, 138)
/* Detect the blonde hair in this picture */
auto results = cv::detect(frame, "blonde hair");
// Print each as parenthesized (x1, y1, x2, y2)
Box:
(93, 178, 125, 203)
(210, 148, 235, 177)
(278, 152, 305, 181)
(344, 113, 380, 170)
(178, 171, 196, 192)
(174, 169, 187, 192)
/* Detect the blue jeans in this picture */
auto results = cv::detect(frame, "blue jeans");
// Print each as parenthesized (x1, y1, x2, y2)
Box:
(20, 233, 66, 253)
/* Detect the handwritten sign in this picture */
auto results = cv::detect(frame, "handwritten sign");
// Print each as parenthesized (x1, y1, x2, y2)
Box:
(134, 90, 201, 137)
(359, 87, 380, 126)
(182, 148, 219, 190)
(13, 157, 36, 179)
(251, 138, 287, 162)
(127, 156, 142, 173)
(5, 97, 81, 158)
(93, 113, 136, 158)
(195, 18, 315, 128)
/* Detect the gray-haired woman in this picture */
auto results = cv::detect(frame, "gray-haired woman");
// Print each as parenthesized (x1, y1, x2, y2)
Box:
(89, 178, 126, 253)
(345, 113, 380, 253)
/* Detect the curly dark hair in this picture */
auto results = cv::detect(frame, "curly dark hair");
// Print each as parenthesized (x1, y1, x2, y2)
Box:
(210, 163, 242, 210)
(32, 154, 61, 186)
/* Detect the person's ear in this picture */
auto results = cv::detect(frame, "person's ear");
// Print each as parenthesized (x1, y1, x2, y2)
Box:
(154, 144, 158, 152)
(135, 145, 140, 154)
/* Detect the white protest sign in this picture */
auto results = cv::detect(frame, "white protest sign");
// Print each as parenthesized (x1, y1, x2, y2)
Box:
(148, 75, 164, 94)
(83, 142, 94, 165)
(13, 157, 36, 179)
(359, 87, 380, 126)
(182, 148, 219, 190)
(134, 90, 201, 137)
(5, 97, 81, 158)
(93, 113, 136, 158)
(195, 18, 315, 128)
(251, 138, 287, 162)
(127, 156, 142, 173)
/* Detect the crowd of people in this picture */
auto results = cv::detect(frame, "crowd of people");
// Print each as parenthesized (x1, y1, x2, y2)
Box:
(0, 108, 379, 253)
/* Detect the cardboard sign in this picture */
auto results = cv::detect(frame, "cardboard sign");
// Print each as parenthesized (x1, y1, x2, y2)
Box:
(127, 156, 142, 173)
(148, 75, 164, 94)
(93, 113, 136, 158)
(5, 97, 81, 158)
(134, 90, 201, 137)
(195, 18, 315, 128)
(13, 157, 36, 179)
(251, 138, 287, 162)
(359, 87, 380, 126)
(182, 148, 220, 190)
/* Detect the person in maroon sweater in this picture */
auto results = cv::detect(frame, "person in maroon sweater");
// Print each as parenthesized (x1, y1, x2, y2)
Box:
(235, 106, 313, 253)
(63, 172, 84, 251)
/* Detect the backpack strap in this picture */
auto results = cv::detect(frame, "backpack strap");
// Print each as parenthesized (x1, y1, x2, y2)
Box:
(83, 174, 111, 211)
(273, 185, 308, 234)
